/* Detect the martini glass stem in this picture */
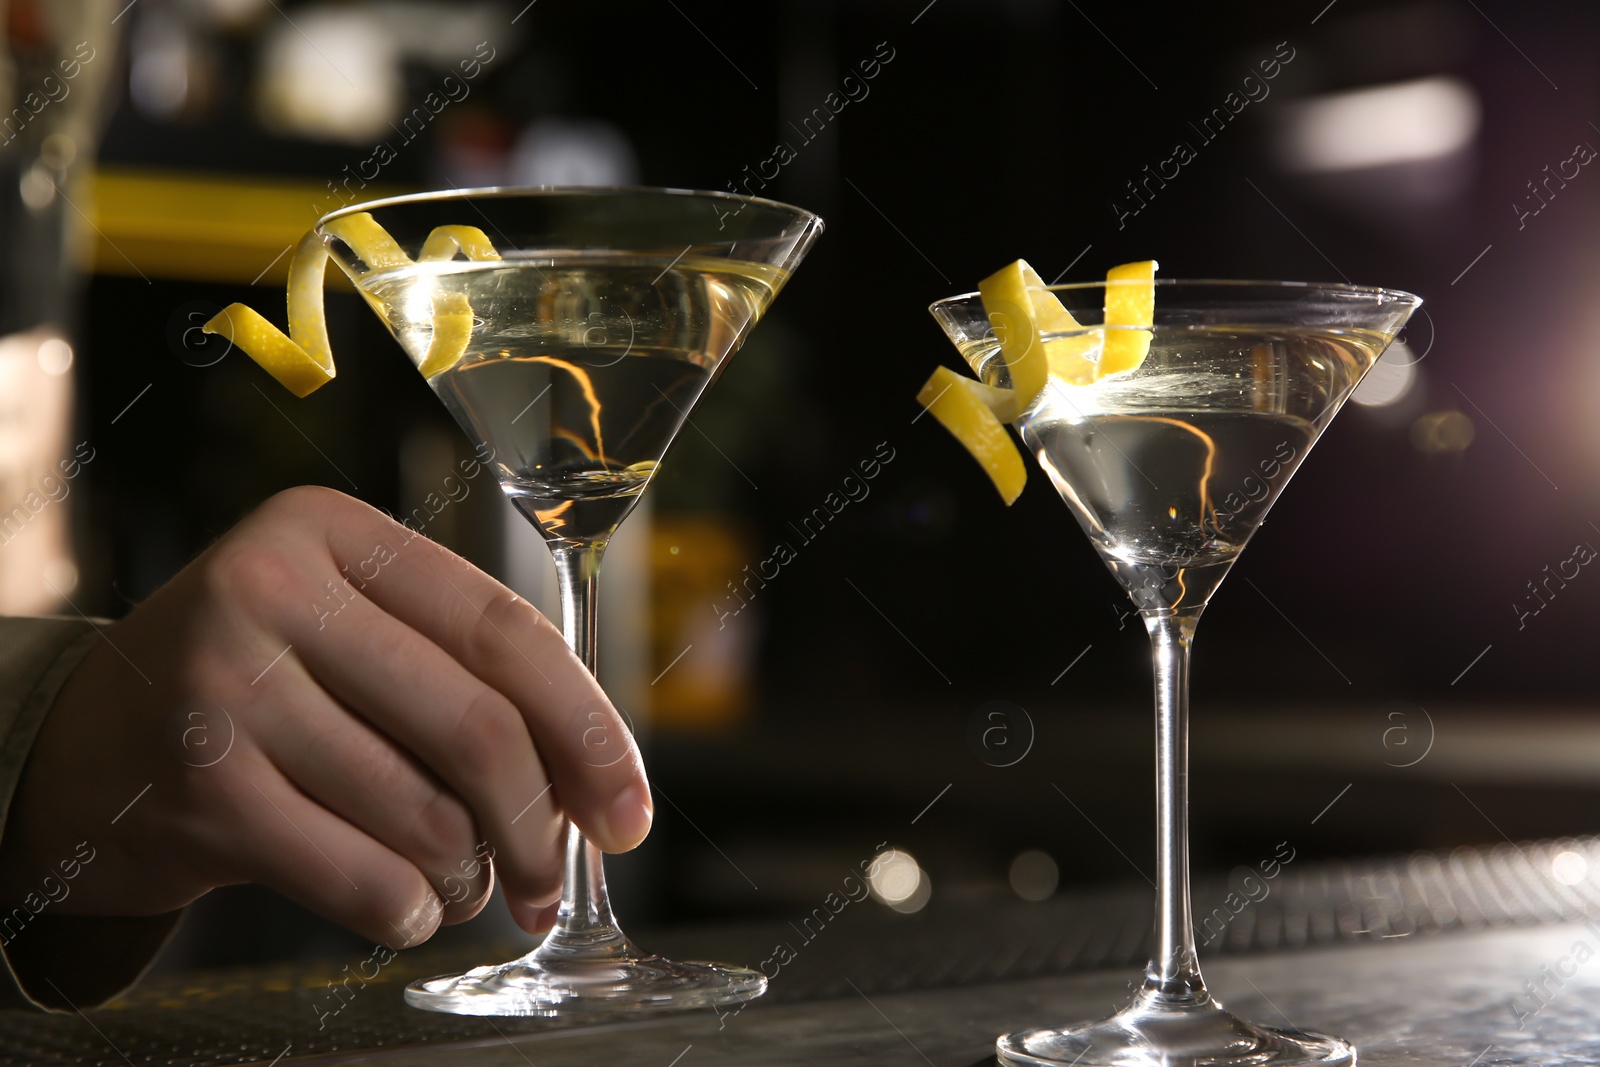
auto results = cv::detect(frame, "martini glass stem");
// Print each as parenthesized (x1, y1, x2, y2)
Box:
(553, 542, 602, 671)
(540, 541, 630, 960)
(1141, 607, 1206, 1003)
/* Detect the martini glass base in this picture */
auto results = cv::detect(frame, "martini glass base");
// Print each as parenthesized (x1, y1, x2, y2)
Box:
(405, 953, 767, 1017)
(997, 992, 1354, 1067)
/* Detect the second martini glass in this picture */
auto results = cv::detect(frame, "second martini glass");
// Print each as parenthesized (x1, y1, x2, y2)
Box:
(932, 279, 1419, 1066)
(318, 187, 821, 1016)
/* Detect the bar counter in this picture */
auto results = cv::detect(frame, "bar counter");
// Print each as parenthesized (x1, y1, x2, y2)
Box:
(5, 834, 1595, 1066)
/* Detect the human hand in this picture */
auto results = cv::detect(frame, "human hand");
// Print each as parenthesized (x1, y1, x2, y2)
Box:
(0, 485, 651, 946)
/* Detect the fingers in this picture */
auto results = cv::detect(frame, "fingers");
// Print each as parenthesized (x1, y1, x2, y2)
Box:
(225, 760, 444, 949)
(289, 488, 653, 855)
(284, 594, 566, 910)
(509, 898, 562, 935)
(251, 654, 496, 925)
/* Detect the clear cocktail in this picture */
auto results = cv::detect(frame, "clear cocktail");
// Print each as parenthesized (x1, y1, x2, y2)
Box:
(932, 278, 1419, 1066)
(365, 253, 785, 544)
(319, 188, 822, 1017)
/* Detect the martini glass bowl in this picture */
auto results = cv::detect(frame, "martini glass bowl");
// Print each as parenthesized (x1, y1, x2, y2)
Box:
(931, 279, 1420, 1067)
(318, 187, 820, 1016)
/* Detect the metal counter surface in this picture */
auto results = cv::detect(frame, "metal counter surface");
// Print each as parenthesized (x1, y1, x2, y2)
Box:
(330, 922, 1597, 1067)
(5, 835, 1599, 1066)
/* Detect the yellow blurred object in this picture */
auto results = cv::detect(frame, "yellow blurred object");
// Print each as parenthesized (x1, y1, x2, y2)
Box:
(83, 168, 414, 283)
(649, 516, 756, 730)
(916, 366, 1026, 505)
(1410, 410, 1476, 454)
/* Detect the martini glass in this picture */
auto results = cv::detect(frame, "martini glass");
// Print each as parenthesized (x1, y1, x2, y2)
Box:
(317, 187, 821, 1016)
(931, 279, 1419, 1067)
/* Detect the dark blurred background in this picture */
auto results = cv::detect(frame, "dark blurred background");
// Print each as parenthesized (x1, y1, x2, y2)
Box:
(3, 0, 1598, 970)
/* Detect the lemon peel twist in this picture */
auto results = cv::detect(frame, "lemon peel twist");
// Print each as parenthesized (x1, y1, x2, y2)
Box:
(917, 258, 1158, 504)
(1102, 259, 1157, 374)
(419, 225, 503, 264)
(917, 366, 1027, 505)
(202, 214, 500, 397)
(416, 291, 474, 380)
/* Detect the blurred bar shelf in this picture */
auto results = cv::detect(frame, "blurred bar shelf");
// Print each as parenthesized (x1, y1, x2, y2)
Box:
(81, 169, 413, 284)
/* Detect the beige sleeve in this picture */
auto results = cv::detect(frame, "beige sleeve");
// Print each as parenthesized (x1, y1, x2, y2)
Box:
(0, 617, 185, 1012)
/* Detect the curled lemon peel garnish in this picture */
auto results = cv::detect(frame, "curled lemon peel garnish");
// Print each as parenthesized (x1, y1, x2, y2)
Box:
(199, 230, 335, 398)
(203, 215, 501, 395)
(201, 300, 330, 399)
(326, 213, 413, 271)
(976, 261, 1050, 423)
(420, 291, 476, 379)
(1103, 259, 1157, 374)
(917, 258, 1159, 504)
(420, 225, 503, 263)
(917, 366, 1026, 505)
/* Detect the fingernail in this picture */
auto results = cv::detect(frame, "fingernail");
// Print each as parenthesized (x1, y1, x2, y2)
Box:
(603, 785, 652, 851)
(507, 895, 549, 935)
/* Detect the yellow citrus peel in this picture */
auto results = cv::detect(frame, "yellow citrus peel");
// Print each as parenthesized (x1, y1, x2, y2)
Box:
(201, 299, 330, 399)
(1102, 259, 1157, 374)
(419, 225, 503, 264)
(203, 215, 500, 396)
(917, 366, 1026, 505)
(420, 291, 476, 379)
(327, 213, 413, 271)
(916, 258, 1159, 503)
(976, 260, 1050, 422)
